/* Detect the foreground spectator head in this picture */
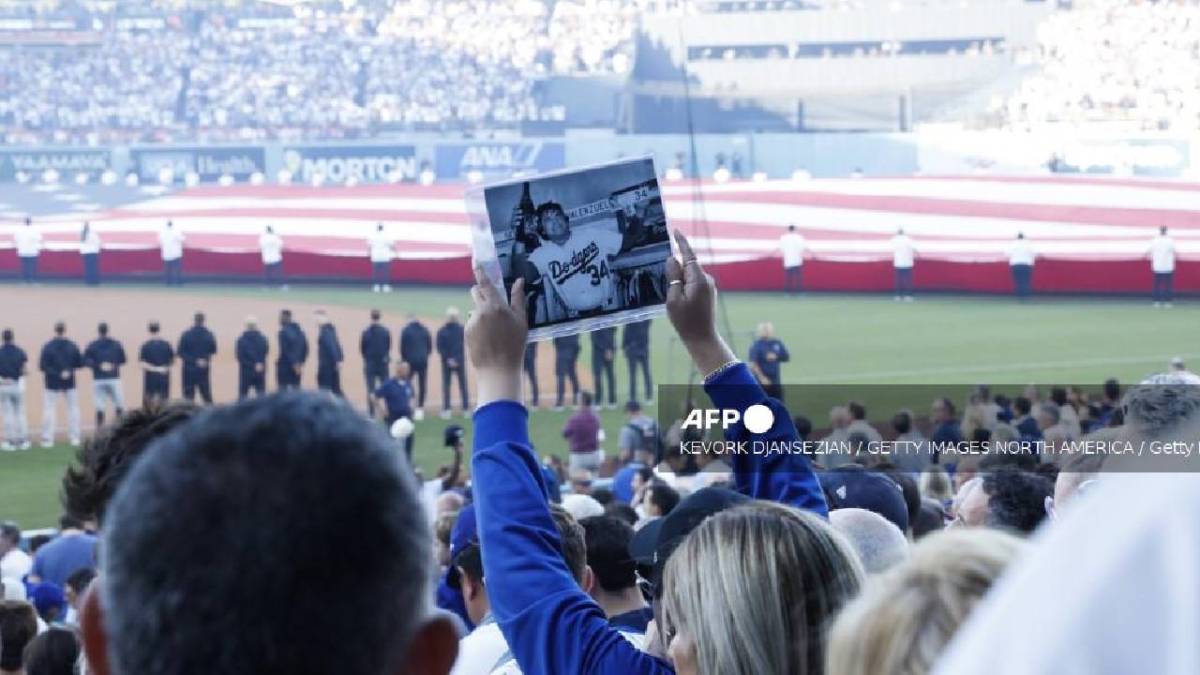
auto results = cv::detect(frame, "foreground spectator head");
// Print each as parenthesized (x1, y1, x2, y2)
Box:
(80, 392, 458, 675)
(30, 583, 68, 623)
(581, 516, 642, 615)
(0, 600, 38, 672)
(919, 467, 953, 504)
(826, 528, 1024, 675)
(954, 469, 1053, 534)
(23, 626, 79, 675)
(820, 468, 910, 532)
(563, 494, 605, 521)
(912, 498, 947, 540)
(62, 401, 199, 525)
(662, 502, 863, 674)
(646, 483, 681, 518)
(829, 508, 910, 574)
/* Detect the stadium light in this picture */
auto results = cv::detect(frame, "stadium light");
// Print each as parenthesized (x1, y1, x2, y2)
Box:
(277, 169, 294, 185)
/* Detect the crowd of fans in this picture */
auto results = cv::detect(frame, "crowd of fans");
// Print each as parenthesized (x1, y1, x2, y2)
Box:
(2, 230, 1196, 675)
(0, 0, 647, 144)
(997, 0, 1200, 131)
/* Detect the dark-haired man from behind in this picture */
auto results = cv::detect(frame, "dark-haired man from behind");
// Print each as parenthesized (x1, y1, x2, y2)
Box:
(581, 516, 653, 636)
(39, 321, 83, 447)
(177, 313, 216, 405)
(78, 392, 459, 675)
(235, 317, 269, 399)
(138, 322, 174, 407)
(401, 313, 432, 418)
(0, 329, 30, 451)
(84, 322, 127, 428)
(316, 309, 344, 397)
(277, 309, 308, 390)
(361, 309, 392, 416)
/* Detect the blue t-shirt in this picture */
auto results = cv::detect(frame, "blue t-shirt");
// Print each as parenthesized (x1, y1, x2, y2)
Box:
(32, 532, 97, 586)
(374, 378, 413, 420)
(611, 462, 645, 504)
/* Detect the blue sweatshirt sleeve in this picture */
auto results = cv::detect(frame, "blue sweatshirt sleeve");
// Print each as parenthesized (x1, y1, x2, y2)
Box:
(703, 362, 827, 518)
(472, 401, 673, 675)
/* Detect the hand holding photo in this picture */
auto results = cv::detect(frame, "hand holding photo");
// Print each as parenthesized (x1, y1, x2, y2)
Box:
(469, 156, 671, 340)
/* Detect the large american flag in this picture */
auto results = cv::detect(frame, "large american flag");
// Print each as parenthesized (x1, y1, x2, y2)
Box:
(2, 175, 1198, 264)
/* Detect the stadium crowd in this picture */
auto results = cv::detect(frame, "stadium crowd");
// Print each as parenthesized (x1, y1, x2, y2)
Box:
(0, 0, 643, 144)
(2, 230, 1197, 675)
(998, 0, 1200, 131)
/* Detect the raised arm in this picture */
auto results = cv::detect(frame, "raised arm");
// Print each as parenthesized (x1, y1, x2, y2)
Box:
(668, 233, 826, 517)
(467, 271, 672, 675)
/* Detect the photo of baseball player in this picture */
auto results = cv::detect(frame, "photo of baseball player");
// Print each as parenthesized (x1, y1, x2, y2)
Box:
(482, 157, 671, 334)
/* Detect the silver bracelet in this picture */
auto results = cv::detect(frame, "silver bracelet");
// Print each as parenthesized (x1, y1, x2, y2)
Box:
(703, 359, 742, 384)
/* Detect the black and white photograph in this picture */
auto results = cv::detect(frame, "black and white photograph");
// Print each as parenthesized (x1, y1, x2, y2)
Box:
(479, 157, 671, 337)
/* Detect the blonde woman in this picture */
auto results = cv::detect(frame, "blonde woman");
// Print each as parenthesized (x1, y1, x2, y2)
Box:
(826, 528, 1025, 675)
(661, 502, 864, 674)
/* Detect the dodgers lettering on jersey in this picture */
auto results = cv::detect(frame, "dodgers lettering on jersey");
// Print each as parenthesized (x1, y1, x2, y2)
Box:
(528, 227, 622, 315)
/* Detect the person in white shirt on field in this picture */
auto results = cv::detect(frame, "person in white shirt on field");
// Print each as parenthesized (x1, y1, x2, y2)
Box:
(1007, 232, 1036, 301)
(159, 220, 185, 286)
(892, 227, 917, 301)
(14, 217, 42, 284)
(1148, 226, 1175, 307)
(80, 222, 101, 286)
(779, 224, 806, 294)
(260, 225, 286, 289)
(368, 222, 395, 293)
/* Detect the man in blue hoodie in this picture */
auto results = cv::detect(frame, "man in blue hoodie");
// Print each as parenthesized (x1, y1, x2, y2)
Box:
(463, 231, 826, 675)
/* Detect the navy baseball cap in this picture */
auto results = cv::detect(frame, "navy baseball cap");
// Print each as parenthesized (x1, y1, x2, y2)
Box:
(29, 582, 68, 619)
(445, 504, 478, 590)
(628, 486, 750, 593)
(444, 425, 465, 447)
(819, 468, 909, 532)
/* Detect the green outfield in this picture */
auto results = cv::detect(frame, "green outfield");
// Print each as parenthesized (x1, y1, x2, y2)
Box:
(3, 284, 1198, 528)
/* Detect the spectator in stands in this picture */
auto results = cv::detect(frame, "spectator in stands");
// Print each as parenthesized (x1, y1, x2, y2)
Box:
(563, 391, 603, 474)
(177, 313, 217, 405)
(591, 327, 618, 410)
(28, 515, 95, 588)
(449, 504, 587, 674)
(29, 582, 68, 624)
(0, 329, 30, 451)
(622, 320, 653, 404)
(829, 508, 909, 575)
(63, 567, 95, 624)
(748, 322, 789, 401)
(400, 313, 432, 416)
(612, 401, 659, 503)
(891, 227, 916, 301)
(78, 392, 459, 675)
(315, 309, 345, 397)
(645, 483, 681, 518)
(0, 600, 37, 674)
(437, 308, 468, 418)
(38, 322, 83, 448)
(826, 529, 1025, 675)
(276, 309, 308, 390)
(552, 334, 582, 411)
(21, 626, 79, 675)
(1036, 401, 1074, 451)
(1007, 232, 1035, 301)
(952, 468, 1053, 534)
(912, 499, 946, 540)
(1012, 396, 1042, 442)
(361, 310, 392, 417)
(929, 397, 963, 447)
(0, 522, 31, 581)
(464, 230, 838, 674)
(891, 410, 929, 472)
(779, 224, 806, 294)
(582, 516, 653, 637)
(605, 503, 639, 527)
(368, 223, 394, 293)
(845, 401, 882, 444)
(821, 468, 910, 534)
(563, 494, 606, 522)
(919, 467, 953, 504)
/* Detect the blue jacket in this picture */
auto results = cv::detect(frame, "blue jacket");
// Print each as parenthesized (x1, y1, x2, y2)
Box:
(177, 326, 217, 374)
(235, 330, 269, 375)
(360, 323, 391, 371)
(317, 324, 344, 372)
(0, 344, 28, 380)
(471, 362, 825, 675)
(39, 337, 83, 391)
(400, 321, 432, 365)
(84, 337, 127, 379)
(435, 322, 463, 364)
(277, 323, 308, 367)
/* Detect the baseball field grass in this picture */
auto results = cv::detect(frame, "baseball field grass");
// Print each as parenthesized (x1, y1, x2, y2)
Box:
(3, 283, 1198, 528)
